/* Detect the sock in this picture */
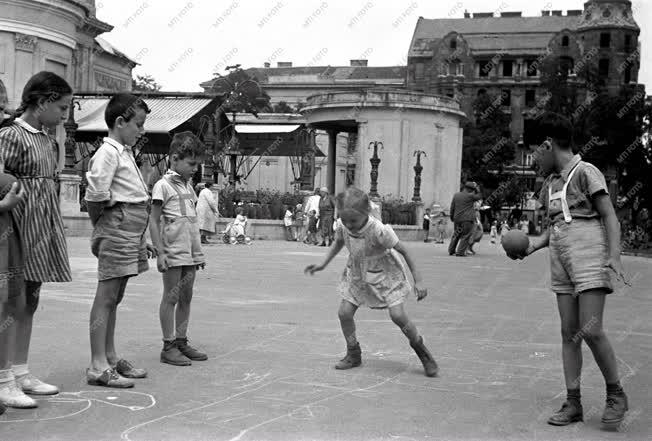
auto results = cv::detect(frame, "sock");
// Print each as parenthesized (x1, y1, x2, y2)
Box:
(606, 382, 624, 396)
(567, 388, 581, 405)
(0, 369, 14, 384)
(12, 364, 28, 377)
(163, 339, 175, 350)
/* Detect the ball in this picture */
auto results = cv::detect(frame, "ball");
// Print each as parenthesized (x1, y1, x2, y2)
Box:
(229, 236, 237, 245)
(244, 236, 252, 245)
(0, 173, 19, 199)
(501, 230, 530, 256)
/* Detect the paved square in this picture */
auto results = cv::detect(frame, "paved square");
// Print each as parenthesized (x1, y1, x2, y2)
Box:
(1, 238, 651, 441)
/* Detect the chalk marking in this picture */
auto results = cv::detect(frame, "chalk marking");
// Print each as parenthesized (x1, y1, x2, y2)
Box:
(227, 372, 405, 441)
(121, 378, 284, 440)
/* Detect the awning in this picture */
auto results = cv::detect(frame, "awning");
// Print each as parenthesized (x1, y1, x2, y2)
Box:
(235, 124, 301, 134)
(75, 97, 216, 134)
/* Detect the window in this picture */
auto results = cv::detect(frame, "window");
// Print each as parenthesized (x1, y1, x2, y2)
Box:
(624, 35, 633, 52)
(450, 39, 457, 50)
(559, 56, 574, 75)
(345, 164, 356, 187)
(562, 36, 569, 47)
(501, 89, 511, 107)
(415, 62, 424, 80)
(525, 89, 536, 107)
(477, 88, 487, 97)
(600, 33, 611, 48)
(456, 62, 464, 76)
(503, 60, 513, 77)
(478, 60, 492, 77)
(599, 59, 610, 77)
(624, 65, 632, 84)
(526, 60, 538, 77)
(524, 153, 534, 167)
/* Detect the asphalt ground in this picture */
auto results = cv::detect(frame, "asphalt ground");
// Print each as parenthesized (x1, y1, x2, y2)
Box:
(1, 237, 650, 441)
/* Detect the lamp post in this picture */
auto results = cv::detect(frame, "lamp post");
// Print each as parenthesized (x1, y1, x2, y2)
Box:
(517, 134, 525, 211)
(412, 150, 426, 202)
(62, 99, 81, 174)
(368, 141, 383, 198)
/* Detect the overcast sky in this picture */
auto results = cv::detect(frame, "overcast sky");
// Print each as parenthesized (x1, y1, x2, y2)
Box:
(95, 0, 651, 92)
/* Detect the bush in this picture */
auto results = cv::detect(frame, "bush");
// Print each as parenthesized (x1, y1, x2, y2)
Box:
(218, 188, 305, 220)
(380, 194, 417, 225)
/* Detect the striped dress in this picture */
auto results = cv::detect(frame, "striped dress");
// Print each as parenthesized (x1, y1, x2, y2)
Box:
(0, 119, 72, 282)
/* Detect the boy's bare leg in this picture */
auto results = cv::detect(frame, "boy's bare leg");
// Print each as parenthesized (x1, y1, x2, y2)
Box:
(105, 277, 129, 366)
(578, 291, 619, 384)
(175, 266, 196, 339)
(90, 278, 123, 372)
(13, 281, 40, 364)
(161, 268, 183, 341)
(556, 295, 582, 390)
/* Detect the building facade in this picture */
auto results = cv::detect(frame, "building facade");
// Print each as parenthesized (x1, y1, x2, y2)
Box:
(200, 61, 407, 194)
(406, 0, 642, 192)
(0, 0, 135, 112)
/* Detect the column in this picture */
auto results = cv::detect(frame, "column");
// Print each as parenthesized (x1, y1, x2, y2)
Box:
(327, 129, 337, 194)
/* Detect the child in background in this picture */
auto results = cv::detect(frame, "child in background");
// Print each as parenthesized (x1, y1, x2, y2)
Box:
(422, 208, 431, 242)
(283, 205, 295, 241)
(305, 187, 438, 377)
(305, 210, 318, 244)
(433, 212, 446, 244)
(150, 132, 207, 366)
(500, 219, 510, 237)
(0, 180, 26, 411)
(520, 215, 529, 235)
(507, 115, 628, 428)
(490, 220, 498, 244)
(225, 207, 248, 243)
(294, 203, 305, 242)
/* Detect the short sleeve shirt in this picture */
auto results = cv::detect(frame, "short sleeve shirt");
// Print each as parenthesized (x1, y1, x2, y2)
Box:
(538, 155, 609, 222)
(335, 216, 399, 261)
(151, 170, 198, 219)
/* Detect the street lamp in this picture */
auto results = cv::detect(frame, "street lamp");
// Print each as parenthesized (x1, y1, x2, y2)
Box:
(368, 141, 383, 198)
(517, 134, 525, 211)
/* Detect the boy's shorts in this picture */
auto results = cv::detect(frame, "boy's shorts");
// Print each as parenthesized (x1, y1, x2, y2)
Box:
(549, 218, 613, 295)
(91, 203, 150, 281)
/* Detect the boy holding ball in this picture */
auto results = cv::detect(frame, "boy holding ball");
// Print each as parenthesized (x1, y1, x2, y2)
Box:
(508, 114, 628, 428)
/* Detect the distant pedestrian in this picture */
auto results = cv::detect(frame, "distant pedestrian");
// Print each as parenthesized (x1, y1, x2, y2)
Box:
(448, 181, 482, 256)
(422, 208, 431, 242)
(318, 187, 335, 246)
(197, 182, 219, 244)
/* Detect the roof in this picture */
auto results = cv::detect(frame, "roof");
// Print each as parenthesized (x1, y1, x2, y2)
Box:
(200, 66, 406, 90)
(409, 16, 580, 57)
(94, 37, 138, 65)
(75, 97, 217, 133)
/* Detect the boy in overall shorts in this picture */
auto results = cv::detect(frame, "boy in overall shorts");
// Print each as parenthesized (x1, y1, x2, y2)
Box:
(508, 116, 628, 428)
(150, 132, 207, 366)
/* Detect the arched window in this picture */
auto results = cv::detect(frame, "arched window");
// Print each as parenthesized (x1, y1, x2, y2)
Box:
(559, 56, 574, 75)
(561, 36, 569, 47)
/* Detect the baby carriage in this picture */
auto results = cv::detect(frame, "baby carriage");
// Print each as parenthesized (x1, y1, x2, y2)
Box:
(221, 216, 251, 244)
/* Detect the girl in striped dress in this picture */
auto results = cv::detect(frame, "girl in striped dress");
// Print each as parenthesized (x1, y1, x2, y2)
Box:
(0, 72, 73, 408)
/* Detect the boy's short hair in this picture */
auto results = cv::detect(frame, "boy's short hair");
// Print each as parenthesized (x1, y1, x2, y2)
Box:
(169, 131, 205, 159)
(336, 186, 370, 214)
(538, 113, 573, 150)
(105, 93, 150, 129)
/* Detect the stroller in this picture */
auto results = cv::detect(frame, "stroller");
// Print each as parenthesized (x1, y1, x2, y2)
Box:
(221, 218, 251, 244)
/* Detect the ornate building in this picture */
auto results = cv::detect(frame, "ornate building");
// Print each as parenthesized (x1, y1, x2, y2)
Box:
(0, 0, 135, 111)
(407, 0, 642, 192)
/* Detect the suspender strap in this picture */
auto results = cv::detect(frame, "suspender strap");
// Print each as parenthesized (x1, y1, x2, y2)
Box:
(549, 161, 582, 224)
(163, 175, 195, 217)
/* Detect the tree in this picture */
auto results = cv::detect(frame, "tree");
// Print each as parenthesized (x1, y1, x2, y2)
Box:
(272, 101, 294, 113)
(131, 74, 162, 92)
(211, 67, 272, 114)
(462, 92, 517, 210)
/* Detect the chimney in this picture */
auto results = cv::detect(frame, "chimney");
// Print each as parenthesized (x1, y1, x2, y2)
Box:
(463, 10, 470, 18)
(473, 12, 494, 18)
(350, 59, 368, 67)
(566, 10, 582, 16)
(551, 10, 562, 16)
(500, 11, 522, 17)
(263, 62, 270, 68)
(277, 62, 292, 68)
(542, 10, 551, 16)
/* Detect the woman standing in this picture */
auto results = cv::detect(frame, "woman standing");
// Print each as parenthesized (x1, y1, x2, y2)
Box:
(318, 187, 335, 246)
(0, 72, 73, 407)
(196, 182, 219, 244)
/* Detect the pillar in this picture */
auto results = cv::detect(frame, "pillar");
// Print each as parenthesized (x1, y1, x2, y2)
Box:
(327, 129, 337, 194)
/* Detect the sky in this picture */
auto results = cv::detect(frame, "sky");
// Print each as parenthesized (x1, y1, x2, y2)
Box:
(95, 0, 651, 92)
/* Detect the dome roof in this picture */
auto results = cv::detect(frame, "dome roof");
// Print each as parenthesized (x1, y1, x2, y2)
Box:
(577, 0, 639, 31)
